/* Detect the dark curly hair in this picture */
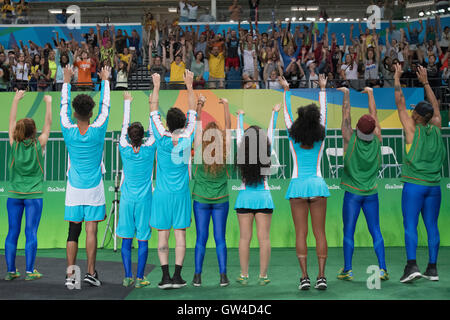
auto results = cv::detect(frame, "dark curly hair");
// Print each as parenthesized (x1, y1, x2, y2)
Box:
(289, 104, 325, 146)
(128, 122, 144, 148)
(72, 94, 95, 121)
(236, 126, 271, 186)
(166, 107, 186, 133)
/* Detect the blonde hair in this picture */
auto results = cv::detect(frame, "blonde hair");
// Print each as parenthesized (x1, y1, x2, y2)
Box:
(14, 118, 36, 142)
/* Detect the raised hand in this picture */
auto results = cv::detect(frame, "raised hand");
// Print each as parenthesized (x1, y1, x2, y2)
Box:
(151, 72, 161, 88)
(416, 65, 428, 85)
(236, 110, 245, 115)
(183, 69, 194, 87)
(218, 98, 228, 105)
(336, 87, 349, 94)
(393, 63, 403, 80)
(318, 74, 328, 90)
(361, 87, 373, 94)
(43, 95, 52, 104)
(14, 90, 25, 101)
(99, 66, 111, 81)
(123, 91, 133, 101)
(198, 94, 207, 105)
(63, 65, 74, 84)
(278, 76, 290, 90)
(273, 103, 281, 112)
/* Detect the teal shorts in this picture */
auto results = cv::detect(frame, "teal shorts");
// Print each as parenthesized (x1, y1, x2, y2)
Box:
(150, 189, 192, 230)
(64, 205, 106, 223)
(116, 197, 152, 241)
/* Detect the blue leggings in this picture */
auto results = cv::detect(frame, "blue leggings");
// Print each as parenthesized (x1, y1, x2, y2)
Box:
(5, 198, 43, 273)
(121, 238, 148, 279)
(193, 200, 229, 274)
(342, 192, 386, 271)
(402, 182, 441, 264)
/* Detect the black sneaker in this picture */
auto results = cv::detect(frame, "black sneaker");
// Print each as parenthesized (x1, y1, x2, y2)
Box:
(220, 273, 230, 287)
(192, 273, 201, 287)
(83, 270, 101, 287)
(422, 264, 439, 281)
(172, 275, 187, 289)
(400, 263, 422, 283)
(314, 277, 327, 290)
(158, 276, 173, 289)
(299, 277, 311, 290)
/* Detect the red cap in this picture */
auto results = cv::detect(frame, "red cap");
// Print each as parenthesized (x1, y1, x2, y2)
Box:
(356, 114, 376, 135)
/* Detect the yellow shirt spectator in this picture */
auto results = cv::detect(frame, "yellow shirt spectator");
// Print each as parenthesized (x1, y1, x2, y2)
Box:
(169, 61, 186, 82)
(208, 52, 225, 79)
(119, 53, 132, 65)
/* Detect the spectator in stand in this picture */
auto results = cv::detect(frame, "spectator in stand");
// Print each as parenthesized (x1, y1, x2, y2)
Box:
(249, 0, 260, 22)
(188, 1, 198, 22)
(0, 65, 9, 91)
(362, 31, 381, 87)
(226, 65, 242, 89)
(115, 29, 128, 55)
(12, 52, 29, 90)
(392, 0, 406, 20)
(148, 41, 167, 89)
(1, 0, 14, 24)
(194, 28, 208, 55)
(15, 0, 29, 24)
(97, 24, 116, 68)
(114, 55, 131, 90)
(124, 29, 140, 62)
(83, 28, 98, 48)
(225, 28, 240, 72)
(56, 8, 68, 24)
(229, 0, 242, 22)
(407, 19, 423, 51)
(206, 37, 226, 89)
(54, 36, 73, 91)
(187, 42, 205, 89)
(436, 15, 449, 54)
(73, 47, 93, 91)
(169, 38, 186, 89)
(380, 56, 397, 88)
(263, 52, 283, 88)
(242, 51, 260, 89)
(29, 54, 40, 91)
(36, 56, 51, 92)
(179, 0, 190, 23)
(300, 47, 327, 88)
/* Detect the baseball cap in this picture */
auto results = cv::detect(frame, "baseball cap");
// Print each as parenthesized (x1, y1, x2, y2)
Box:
(413, 101, 434, 118)
(356, 114, 376, 141)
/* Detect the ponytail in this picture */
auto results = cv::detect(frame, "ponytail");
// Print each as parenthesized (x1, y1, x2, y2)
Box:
(14, 118, 36, 142)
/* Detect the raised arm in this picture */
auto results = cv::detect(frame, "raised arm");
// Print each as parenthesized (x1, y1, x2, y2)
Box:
(120, 91, 133, 148)
(38, 95, 53, 148)
(318, 74, 328, 129)
(236, 110, 245, 146)
(90, 66, 112, 129)
(337, 87, 352, 152)
(416, 65, 441, 128)
(150, 72, 167, 142)
(362, 87, 382, 142)
(60, 66, 75, 130)
(278, 76, 294, 130)
(393, 63, 415, 144)
(8, 90, 25, 146)
(267, 104, 280, 153)
(194, 94, 207, 150)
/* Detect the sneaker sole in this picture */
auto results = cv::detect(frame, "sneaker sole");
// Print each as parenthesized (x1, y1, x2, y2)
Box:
(158, 283, 173, 289)
(400, 272, 422, 283)
(315, 284, 327, 290)
(422, 275, 439, 281)
(172, 283, 187, 289)
(220, 282, 230, 287)
(192, 283, 201, 287)
(299, 284, 310, 291)
(337, 276, 353, 281)
(83, 279, 101, 287)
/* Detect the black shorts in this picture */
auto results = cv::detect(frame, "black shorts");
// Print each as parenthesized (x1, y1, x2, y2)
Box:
(235, 208, 273, 214)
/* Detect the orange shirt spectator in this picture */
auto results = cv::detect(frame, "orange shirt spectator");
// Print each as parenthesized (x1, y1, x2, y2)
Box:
(75, 59, 92, 85)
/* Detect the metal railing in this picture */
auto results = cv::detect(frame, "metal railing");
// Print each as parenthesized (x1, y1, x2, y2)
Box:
(1, 129, 449, 182)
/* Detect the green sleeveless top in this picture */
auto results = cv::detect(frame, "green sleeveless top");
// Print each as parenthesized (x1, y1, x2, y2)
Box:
(340, 131, 381, 195)
(8, 139, 44, 199)
(191, 146, 231, 204)
(401, 123, 446, 186)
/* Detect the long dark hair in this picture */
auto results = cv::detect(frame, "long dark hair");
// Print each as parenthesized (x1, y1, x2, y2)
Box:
(127, 122, 144, 148)
(236, 125, 271, 186)
(289, 104, 325, 146)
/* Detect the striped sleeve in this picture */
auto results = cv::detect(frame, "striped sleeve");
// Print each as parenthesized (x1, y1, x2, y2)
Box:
(91, 80, 111, 129)
(267, 110, 278, 153)
(150, 110, 165, 142)
(319, 89, 327, 130)
(236, 113, 244, 146)
(119, 100, 131, 148)
(176, 110, 198, 148)
(143, 114, 156, 147)
(60, 83, 75, 129)
(283, 90, 294, 130)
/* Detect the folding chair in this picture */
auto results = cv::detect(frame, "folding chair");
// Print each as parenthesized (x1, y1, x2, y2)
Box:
(325, 147, 344, 178)
(378, 146, 402, 178)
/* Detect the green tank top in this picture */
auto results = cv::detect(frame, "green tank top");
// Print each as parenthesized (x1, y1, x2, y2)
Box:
(340, 131, 381, 195)
(8, 139, 44, 199)
(191, 161, 231, 204)
(401, 123, 446, 186)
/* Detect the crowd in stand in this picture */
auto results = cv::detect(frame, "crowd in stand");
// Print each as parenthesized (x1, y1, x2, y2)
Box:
(0, 1, 449, 94)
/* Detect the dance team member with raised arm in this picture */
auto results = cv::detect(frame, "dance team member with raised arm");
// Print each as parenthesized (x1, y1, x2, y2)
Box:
(150, 70, 197, 289)
(61, 65, 111, 288)
(234, 103, 280, 286)
(279, 74, 329, 291)
(393, 64, 446, 283)
(191, 96, 232, 287)
(336, 86, 388, 281)
(117, 91, 156, 288)
(5, 91, 52, 281)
